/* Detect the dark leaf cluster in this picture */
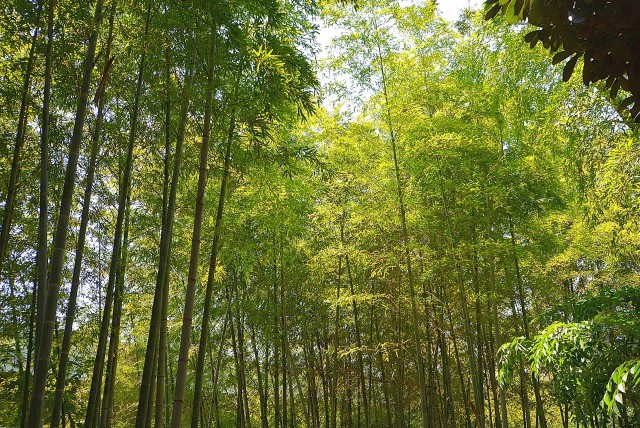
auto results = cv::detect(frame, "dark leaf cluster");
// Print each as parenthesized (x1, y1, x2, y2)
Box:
(485, 0, 640, 122)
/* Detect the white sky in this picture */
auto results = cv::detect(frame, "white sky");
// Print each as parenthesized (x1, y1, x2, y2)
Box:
(437, 0, 483, 22)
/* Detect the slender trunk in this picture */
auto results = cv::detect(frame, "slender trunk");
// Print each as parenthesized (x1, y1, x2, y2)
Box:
(36, 0, 52, 382)
(101, 196, 130, 428)
(486, 196, 508, 428)
(287, 345, 297, 428)
(280, 248, 289, 428)
(241, 330, 251, 428)
(155, 41, 174, 428)
(264, 344, 270, 428)
(374, 316, 392, 428)
(509, 296, 531, 428)
(28, 0, 104, 425)
(303, 345, 316, 428)
(486, 318, 501, 428)
(509, 220, 547, 428)
(146, 345, 159, 428)
(274, 263, 281, 428)
(241, 323, 252, 428)
(471, 235, 486, 428)
(225, 281, 241, 428)
(317, 339, 330, 428)
(51, 4, 115, 426)
(343, 235, 369, 428)
(444, 293, 471, 428)
(285, 334, 307, 428)
(9, 276, 25, 424)
(422, 282, 437, 428)
(365, 313, 373, 428)
(330, 252, 342, 428)
(154, 218, 171, 428)
(373, 22, 429, 428)
(250, 323, 269, 428)
(169, 27, 217, 428)
(190, 109, 236, 428)
(20, 279, 37, 428)
(233, 277, 251, 428)
(305, 343, 320, 428)
(103, 268, 124, 428)
(439, 176, 483, 428)
(87, 4, 150, 426)
(230, 316, 244, 428)
(395, 341, 405, 428)
(210, 305, 230, 428)
(29, 0, 46, 365)
(437, 312, 455, 428)
(0, 1, 42, 283)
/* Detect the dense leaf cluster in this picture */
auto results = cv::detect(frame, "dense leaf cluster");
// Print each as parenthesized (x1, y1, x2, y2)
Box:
(485, 0, 640, 122)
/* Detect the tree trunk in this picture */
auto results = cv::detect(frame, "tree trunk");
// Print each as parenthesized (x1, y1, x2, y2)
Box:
(304, 343, 320, 428)
(317, 338, 330, 428)
(0, 1, 42, 285)
(28, 0, 104, 425)
(190, 107, 236, 428)
(210, 305, 230, 428)
(250, 323, 269, 428)
(274, 261, 281, 428)
(8, 276, 25, 423)
(439, 175, 483, 428)
(372, 21, 430, 428)
(86, 4, 150, 426)
(343, 231, 369, 428)
(169, 25, 218, 428)
(444, 292, 472, 428)
(471, 235, 486, 428)
(485, 196, 508, 428)
(509, 220, 547, 428)
(286, 344, 297, 428)
(285, 334, 307, 428)
(330, 252, 342, 428)
(51, 3, 115, 426)
(437, 311, 455, 428)
(154, 40, 176, 428)
(373, 315, 392, 428)
(20, 279, 37, 428)
(232, 276, 251, 428)
(146, 345, 159, 428)
(35, 0, 52, 387)
(27, 1, 45, 384)
(280, 248, 288, 428)
(100, 195, 130, 428)
(230, 315, 244, 428)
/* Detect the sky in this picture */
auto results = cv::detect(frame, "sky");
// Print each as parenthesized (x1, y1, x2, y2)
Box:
(437, 0, 483, 22)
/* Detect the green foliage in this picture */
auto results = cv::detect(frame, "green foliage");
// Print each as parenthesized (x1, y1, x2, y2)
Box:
(603, 360, 640, 416)
(499, 287, 640, 422)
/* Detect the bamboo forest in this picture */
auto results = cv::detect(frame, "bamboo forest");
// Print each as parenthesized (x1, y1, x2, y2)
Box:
(1, 0, 640, 427)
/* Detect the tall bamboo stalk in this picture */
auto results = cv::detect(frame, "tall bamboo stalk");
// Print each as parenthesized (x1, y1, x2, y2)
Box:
(28, 0, 104, 425)
(0, 1, 42, 285)
(86, 4, 151, 426)
(36, 0, 52, 381)
(169, 26, 218, 428)
(51, 4, 116, 426)
(190, 109, 236, 428)
(373, 19, 430, 428)
(100, 194, 130, 428)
